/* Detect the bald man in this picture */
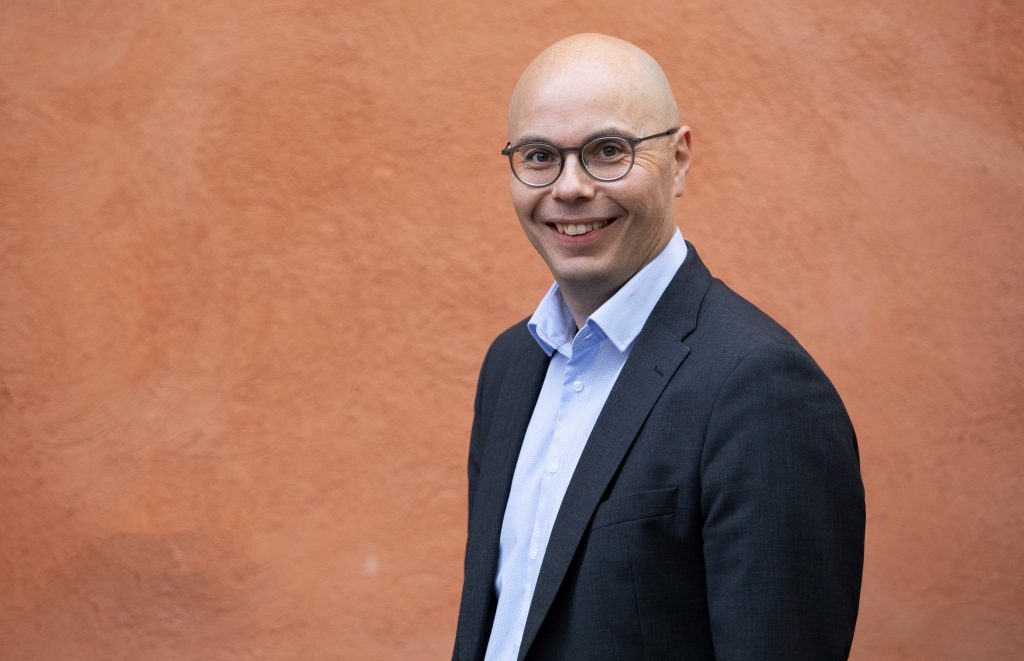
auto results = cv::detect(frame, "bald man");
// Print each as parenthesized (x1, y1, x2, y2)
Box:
(453, 34, 864, 661)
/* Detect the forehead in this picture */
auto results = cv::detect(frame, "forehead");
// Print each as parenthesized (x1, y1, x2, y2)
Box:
(509, 65, 650, 144)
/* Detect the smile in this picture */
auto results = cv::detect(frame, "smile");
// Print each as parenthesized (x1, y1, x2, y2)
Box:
(554, 220, 611, 236)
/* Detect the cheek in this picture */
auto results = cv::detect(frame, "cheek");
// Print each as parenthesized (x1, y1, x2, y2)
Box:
(511, 188, 540, 223)
(632, 155, 675, 189)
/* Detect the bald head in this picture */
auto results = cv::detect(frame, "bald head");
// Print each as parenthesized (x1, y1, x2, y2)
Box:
(503, 34, 692, 326)
(508, 34, 679, 140)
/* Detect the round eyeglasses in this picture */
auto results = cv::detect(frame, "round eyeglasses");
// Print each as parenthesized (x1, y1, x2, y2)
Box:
(501, 128, 678, 188)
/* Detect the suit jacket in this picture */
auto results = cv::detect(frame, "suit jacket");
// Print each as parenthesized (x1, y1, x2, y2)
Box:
(453, 243, 865, 661)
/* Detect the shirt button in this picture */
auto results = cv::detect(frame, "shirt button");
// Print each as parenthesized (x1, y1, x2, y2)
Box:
(572, 379, 584, 392)
(547, 460, 558, 473)
(529, 545, 538, 560)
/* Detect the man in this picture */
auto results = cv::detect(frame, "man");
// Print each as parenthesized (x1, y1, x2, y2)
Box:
(453, 34, 865, 661)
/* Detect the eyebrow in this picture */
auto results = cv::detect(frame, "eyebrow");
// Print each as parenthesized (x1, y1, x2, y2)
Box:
(513, 126, 639, 146)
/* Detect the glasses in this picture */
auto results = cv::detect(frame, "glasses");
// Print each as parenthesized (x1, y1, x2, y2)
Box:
(501, 128, 678, 188)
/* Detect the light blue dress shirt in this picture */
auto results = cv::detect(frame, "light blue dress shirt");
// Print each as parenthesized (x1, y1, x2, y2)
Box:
(483, 229, 688, 661)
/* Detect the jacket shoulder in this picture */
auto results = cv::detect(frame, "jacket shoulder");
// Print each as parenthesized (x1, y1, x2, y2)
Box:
(695, 278, 804, 353)
(481, 317, 541, 370)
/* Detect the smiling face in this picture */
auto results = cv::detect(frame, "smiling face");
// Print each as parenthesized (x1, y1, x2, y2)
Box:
(507, 35, 691, 320)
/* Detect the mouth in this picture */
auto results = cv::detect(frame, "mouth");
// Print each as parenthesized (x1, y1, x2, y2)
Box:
(551, 218, 614, 236)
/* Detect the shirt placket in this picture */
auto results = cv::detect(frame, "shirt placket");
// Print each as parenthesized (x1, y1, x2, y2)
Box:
(526, 331, 599, 578)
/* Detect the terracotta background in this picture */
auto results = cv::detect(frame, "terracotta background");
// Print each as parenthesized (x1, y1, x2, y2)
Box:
(2, 1, 1022, 659)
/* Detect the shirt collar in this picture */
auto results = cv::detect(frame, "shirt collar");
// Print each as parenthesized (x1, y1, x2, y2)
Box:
(528, 229, 688, 356)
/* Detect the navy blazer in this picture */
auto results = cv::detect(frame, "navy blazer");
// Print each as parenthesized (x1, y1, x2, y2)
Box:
(453, 243, 865, 660)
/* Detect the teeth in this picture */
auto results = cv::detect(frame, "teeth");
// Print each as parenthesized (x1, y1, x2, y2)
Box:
(556, 220, 609, 236)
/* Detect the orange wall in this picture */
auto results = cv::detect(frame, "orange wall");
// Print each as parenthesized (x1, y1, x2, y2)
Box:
(2, 1, 1022, 659)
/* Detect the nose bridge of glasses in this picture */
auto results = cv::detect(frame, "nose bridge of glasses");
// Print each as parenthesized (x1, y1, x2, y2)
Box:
(561, 146, 585, 167)
(558, 148, 593, 183)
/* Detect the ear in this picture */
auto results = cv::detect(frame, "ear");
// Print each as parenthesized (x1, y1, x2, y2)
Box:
(672, 127, 692, 197)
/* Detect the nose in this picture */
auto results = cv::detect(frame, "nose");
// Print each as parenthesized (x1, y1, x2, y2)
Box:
(551, 153, 595, 202)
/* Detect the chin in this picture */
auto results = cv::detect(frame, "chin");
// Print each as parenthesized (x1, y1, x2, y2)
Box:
(552, 264, 619, 291)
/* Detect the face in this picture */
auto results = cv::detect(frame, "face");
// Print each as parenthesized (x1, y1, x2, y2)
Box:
(508, 67, 691, 303)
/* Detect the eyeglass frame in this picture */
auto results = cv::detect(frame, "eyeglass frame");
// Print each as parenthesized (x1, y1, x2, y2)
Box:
(500, 127, 679, 188)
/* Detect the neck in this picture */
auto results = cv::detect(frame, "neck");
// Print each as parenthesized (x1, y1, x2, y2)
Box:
(556, 228, 677, 328)
(559, 282, 617, 330)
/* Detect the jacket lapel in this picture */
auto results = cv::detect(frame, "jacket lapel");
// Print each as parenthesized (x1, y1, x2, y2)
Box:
(518, 244, 713, 660)
(458, 330, 550, 661)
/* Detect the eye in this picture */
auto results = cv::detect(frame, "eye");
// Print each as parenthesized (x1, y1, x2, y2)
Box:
(519, 146, 559, 167)
(587, 139, 629, 161)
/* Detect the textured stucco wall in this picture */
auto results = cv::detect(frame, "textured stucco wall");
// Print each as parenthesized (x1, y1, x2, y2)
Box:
(1, 1, 1022, 659)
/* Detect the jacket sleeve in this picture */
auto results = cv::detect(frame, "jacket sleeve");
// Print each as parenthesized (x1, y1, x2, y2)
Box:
(700, 342, 865, 660)
(453, 343, 495, 661)
(466, 343, 495, 524)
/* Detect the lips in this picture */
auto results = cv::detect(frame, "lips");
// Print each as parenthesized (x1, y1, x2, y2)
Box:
(552, 219, 612, 236)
